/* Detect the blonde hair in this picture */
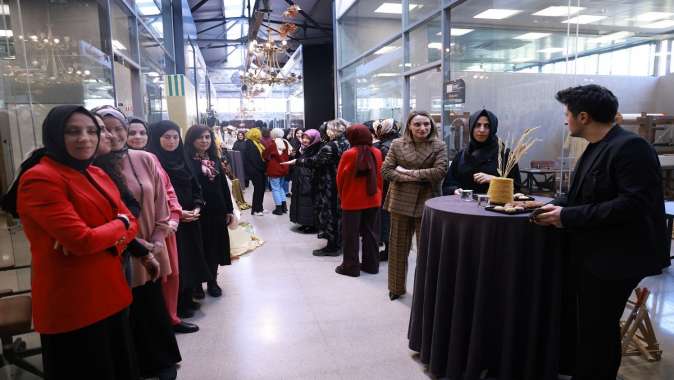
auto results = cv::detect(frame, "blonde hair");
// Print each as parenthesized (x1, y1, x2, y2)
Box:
(326, 118, 350, 139)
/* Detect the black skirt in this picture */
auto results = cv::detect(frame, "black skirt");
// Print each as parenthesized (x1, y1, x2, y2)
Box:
(41, 309, 139, 380)
(129, 281, 182, 377)
(175, 220, 212, 289)
(200, 210, 231, 270)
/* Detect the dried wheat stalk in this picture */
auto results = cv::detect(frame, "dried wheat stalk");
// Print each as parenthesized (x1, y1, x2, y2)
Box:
(497, 127, 540, 178)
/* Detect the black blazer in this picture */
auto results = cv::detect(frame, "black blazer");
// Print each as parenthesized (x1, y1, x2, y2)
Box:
(558, 125, 669, 280)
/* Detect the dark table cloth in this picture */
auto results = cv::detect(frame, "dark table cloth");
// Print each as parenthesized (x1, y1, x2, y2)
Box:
(227, 149, 246, 190)
(408, 195, 569, 380)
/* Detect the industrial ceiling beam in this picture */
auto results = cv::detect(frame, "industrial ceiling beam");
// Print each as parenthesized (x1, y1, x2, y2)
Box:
(190, 0, 210, 13)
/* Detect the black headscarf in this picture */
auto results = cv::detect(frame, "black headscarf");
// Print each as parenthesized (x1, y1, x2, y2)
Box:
(128, 117, 149, 150)
(1, 105, 100, 217)
(467, 109, 499, 161)
(147, 120, 194, 188)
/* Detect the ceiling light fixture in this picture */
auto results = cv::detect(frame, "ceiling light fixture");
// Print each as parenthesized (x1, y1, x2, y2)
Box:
(374, 3, 419, 15)
(537, 47, 565, 53)
(562, 15, 607, 24)
(111, 39, 127, 51)
(473, 9, 521, 20)
(532, 6, 584, 17)
(593, 31, 634, 43)
(514, 32, 551, 41)
(641, 19, 674, 29)
(634, 12, 674, 22)
(374, 46, 399, 55)
(374, 73, 398, 77)
(0, 29, 13, 38)
(451, 28, 474, 36)
(0, 4, 9, 15)
(427, 42, 442, 49)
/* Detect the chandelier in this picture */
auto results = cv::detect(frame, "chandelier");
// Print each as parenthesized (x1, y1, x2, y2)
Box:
(240, 6, 302, 90)
(1, 28, 92, 84)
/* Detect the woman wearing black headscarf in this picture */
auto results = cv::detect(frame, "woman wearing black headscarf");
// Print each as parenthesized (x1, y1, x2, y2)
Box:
(185, 125, 236, 298)
(2, 106, 140, 379)
(442, 109, 521, 195)
(127, 117, 149, 150)
(232, 130, 247, 151)
(94, 107, 182, 379)
(147, 120, 212, 319)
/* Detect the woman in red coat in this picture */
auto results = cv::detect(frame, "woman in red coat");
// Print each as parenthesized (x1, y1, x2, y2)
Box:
(2, 106, 140, 379)
(264, 127, 290, 215)
(335, 124, 383, 277)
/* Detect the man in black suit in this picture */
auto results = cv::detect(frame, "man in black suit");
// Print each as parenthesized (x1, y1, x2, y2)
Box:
(535, 84, 669, 380)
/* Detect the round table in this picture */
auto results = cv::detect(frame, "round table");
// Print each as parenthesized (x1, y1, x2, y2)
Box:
(408, 195, 568, 380)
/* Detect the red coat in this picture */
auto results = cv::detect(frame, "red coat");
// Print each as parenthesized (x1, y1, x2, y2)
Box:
(264, 140, 290, 177)
(336, 147, 383, 211)
(17, 157, 138, 334)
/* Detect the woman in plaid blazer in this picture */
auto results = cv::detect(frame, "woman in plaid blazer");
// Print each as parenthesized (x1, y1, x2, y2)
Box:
(382, 111, 448, 300)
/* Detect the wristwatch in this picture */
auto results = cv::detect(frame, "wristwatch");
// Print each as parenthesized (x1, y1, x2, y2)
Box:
(116, 214, 130, 230)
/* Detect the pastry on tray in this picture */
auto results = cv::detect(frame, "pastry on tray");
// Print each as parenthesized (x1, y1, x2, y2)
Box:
(513, 193, 535, 201)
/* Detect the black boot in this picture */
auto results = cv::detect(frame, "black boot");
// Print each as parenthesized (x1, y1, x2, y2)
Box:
(281, 201, 287, 213)
(272, 205, 284, 215)
(313, 243, 341, 257)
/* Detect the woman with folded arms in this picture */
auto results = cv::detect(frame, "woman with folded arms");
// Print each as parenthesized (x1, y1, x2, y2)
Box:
(382, 110, 448, 301)
(95, 107, 181, 379)
(2, 106, 140, 379)
(147, 120, 212, 321)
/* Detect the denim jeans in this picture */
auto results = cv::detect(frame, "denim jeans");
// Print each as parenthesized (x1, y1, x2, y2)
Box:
(269, 177, 286, 205)
(281, 177, 290, 193)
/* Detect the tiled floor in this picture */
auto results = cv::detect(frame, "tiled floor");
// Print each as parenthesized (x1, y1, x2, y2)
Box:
(2, 189, 674, 379)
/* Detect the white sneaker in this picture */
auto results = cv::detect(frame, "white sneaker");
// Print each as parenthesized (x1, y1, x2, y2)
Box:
(253, 211, 264, 216)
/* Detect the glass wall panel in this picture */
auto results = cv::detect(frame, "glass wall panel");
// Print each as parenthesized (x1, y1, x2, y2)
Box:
(111, 0, 138, 62)
(408, 0, 441, 24)
(338, 0, 402, 66)
(0, 0, 114, 183)
(139, 24, 167, 122)
(410, 66, 442, 113)
(340, 38, 403, 123)
(408, 14, 441, 69)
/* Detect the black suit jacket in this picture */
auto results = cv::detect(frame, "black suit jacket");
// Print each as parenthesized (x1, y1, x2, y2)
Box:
(557, 126, 669, 280)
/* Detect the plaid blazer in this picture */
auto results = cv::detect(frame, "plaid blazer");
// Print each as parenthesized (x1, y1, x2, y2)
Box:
(382, 134, 448, 217)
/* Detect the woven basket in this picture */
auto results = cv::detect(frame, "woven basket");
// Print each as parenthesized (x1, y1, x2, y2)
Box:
(487, 177, 514, 205)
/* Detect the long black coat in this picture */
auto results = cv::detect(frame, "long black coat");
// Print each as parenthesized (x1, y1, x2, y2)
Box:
(311, 136, 350, 244)
(172, 172, 212, 288)
(556, 125, 669, 279)
(289, 143, 322, 226)
(190, 158, 234, 268)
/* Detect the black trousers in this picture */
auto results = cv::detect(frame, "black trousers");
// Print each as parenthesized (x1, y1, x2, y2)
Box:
(129, 281, 182, 377)
(41, 309, 139, 380)
(571, 269, 641, 380)
(249, 171, 266, 213)
(341, 208, 380, 273)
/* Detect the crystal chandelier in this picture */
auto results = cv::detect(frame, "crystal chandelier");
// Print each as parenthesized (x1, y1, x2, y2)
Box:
(1, 28, 92, 84)
(240, 7, 302, 90)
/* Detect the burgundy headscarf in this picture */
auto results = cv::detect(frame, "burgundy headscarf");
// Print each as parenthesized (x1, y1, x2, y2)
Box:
(346, 124, 377, 196)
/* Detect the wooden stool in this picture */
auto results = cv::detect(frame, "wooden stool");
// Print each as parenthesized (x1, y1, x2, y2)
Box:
(620, 287, 662, 361)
